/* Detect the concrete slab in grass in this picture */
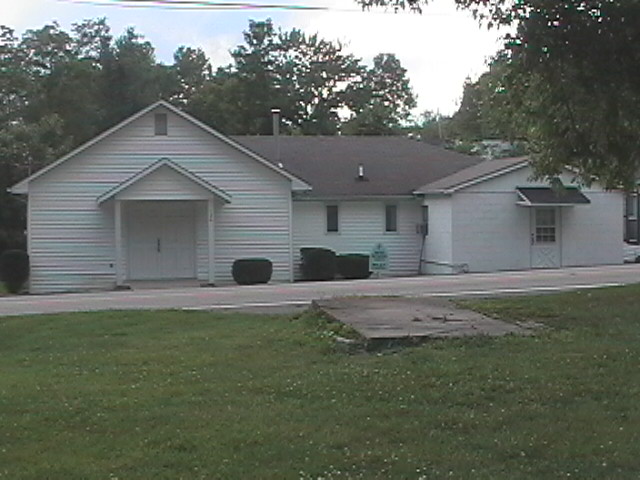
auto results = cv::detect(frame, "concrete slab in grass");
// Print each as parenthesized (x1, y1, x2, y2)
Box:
(312, 297, 536, 340)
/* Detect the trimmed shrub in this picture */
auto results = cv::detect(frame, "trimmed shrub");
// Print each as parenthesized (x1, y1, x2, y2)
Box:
(300, 247, 336, 281)
(337, 254, 371, 280)
(0, 250, 29, 294)
(0, 230, 26, 257)
(232, 258, 273, 285)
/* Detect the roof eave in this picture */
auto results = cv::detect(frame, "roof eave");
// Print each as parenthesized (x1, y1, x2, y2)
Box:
(414, 158, 530, 195)
(9, 100, 311, 194)
(293, 193, 417, 201)
(9, 101, 170, 193)
(8, 183, 27, 195)
(413, 189, 451, 196)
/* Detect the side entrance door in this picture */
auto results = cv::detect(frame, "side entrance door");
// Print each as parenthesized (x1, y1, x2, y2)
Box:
(530, 207, 561, 268)
(128, 202, 196, 280)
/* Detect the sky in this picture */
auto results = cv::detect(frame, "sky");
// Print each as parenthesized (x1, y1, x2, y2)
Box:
(0, 0, 506, 116)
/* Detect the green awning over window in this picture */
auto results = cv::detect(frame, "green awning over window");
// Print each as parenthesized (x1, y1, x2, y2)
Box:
(516, 187, 591, 207)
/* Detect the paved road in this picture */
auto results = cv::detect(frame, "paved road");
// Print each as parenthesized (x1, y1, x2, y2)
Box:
(1, 264, 639, 317)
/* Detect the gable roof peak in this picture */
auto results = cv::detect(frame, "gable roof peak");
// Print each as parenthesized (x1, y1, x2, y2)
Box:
(10, 101, 310, 194)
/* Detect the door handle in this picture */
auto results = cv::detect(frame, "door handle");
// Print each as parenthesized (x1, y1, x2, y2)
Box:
(157, 238, 161, 252)
(531, 233, 535, 246)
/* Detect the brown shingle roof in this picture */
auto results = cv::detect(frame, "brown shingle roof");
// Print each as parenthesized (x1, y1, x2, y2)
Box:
(232, 136, 484, 197)
(415, 156, 529, 194)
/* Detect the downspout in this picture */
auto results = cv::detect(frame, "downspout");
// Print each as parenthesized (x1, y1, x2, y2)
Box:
(636, 190, 640, 244)
(272, 107, 293, 280)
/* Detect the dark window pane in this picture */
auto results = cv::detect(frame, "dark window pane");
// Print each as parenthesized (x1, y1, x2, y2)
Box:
(421, 205, 429, 236)
(385, 205, 397, 232)
(626, 194, 638, 218)
(326, 205, 338, 232)
(155, 113, 168, 135)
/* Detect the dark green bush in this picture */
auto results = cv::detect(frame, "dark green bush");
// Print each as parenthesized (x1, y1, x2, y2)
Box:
(300, 247, 336, 281)
(337, 254, 371, 280)
(232, 258, 273, 285)
(0, 230, 26, 257)
(0, 250, 29, 294)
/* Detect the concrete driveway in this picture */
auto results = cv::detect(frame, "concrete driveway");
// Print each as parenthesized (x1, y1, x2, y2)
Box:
(1, 264, 639, 317)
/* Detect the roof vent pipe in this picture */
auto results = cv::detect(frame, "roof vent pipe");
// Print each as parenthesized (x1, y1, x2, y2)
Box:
(358, 163, 365, 180)
(271, 108, 281, 163)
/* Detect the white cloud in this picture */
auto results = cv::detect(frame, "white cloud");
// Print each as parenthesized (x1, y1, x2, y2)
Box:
(0, 1, 42, 27)
(200, 34, 235, 69)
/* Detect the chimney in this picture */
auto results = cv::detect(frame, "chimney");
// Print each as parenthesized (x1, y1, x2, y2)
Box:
(271, 108, 281, 163)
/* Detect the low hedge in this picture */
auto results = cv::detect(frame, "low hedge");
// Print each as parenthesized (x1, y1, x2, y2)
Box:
(337, 253, 371, 280)
(232, 258, 273, 285)
(0, 250, 29, 294)
(300, 247, 336, 281)
(0, 230, 26, 257)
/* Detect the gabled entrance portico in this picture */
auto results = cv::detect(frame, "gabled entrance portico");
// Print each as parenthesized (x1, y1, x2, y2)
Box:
(97, 158, 232, 287)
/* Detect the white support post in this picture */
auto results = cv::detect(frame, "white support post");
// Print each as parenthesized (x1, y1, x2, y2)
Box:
(207, 198, 216, 285)
(114, 199, 124, 286)
(287, 193, 294, 282)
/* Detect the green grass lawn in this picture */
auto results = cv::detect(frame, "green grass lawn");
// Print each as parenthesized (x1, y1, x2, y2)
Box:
(1, 286, 639, 479)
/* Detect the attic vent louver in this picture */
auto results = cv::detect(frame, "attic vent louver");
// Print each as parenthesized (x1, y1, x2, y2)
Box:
(155, 113, 167, 136)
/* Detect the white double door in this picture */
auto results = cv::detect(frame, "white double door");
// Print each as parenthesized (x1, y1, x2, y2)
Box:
(128, 202, 196, 280)
(530, 207, 561, 269)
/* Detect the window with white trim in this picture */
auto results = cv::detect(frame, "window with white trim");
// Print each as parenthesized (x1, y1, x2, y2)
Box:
(626, 193, 638, 219)
(326, 205, 339, 233)
(535, 208, 556, 243)
(385, 205, 397, 232)
(625, 193, 639, 243)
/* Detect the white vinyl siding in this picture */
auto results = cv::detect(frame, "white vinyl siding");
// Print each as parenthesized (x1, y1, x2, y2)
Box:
(293, 199, 423, 279)
(450, 191, 531, 272)
(420, 197, 453, 274)
(560, 191, 623, 267)
(26, 106, 293, 293)
(115, 165, 213, 201)
(326, 205, 339, 233)
(449, 168, 623, 272)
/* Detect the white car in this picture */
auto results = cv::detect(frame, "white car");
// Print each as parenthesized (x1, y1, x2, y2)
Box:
(624, 242, 640, 263)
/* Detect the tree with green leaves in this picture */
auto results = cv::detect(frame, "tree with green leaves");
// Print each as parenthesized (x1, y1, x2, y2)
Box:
(188, 19, 364, 135)
(227, 19, 280, 134)
(344, 53, 416, 135)
(275, 28, 363, 135)
(101, 27, 172, 124)
(355, 0, 640, 188)
(447, 57, 523, 142)
(172, 46, 212, 106)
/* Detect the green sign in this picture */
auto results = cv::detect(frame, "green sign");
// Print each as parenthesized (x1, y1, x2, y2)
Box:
(370, 243, 389, 271)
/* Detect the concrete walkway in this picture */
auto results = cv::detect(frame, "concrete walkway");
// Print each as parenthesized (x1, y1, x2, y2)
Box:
(0, 264, 639, 317)
(313, 297, 536, 340)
